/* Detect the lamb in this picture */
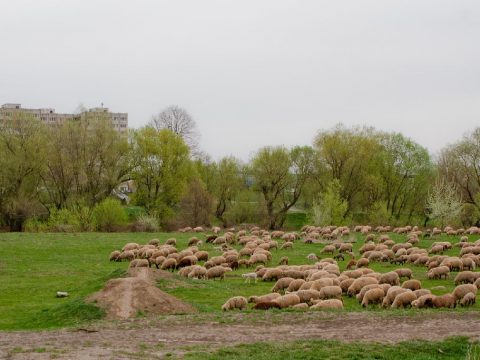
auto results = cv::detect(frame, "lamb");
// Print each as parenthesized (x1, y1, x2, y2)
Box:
(242, 272, 258, 283)
(221, 296, 248, 311)
(427, 266, 450, 280)
(453, 284, 478, 302)
(278, 256, 289, 265)
(379, 271, 400, 286)
(361, 288, 385, 307)
(391, 290, 416, 308)
(280, 241, 293, 250)
(206, 266, 232, 280)
(454, 271, 480, 285)
(432, 294, 456, 308)
(253, 301, 282, 310)
(319, 286, 343, 300)
(248, 293, 281, 304)
(160, 258, 177, 271)
(271, 277, 295, 292)
(460, 292, 476, 307)
(273, 294, 301, 308)
(310, 299, 344, 310)
(393, 268, 413, 280)
(402, 279, 422, 291)
(187, 265, 207, 279)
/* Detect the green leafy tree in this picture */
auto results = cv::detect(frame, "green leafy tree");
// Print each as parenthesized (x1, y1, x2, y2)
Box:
(310, 179, 348, 226)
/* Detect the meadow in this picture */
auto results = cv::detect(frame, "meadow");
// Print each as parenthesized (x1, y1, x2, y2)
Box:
(0, 229, 478, 331)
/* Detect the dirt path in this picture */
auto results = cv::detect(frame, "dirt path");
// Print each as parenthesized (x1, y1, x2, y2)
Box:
(1, 312, 479, 359)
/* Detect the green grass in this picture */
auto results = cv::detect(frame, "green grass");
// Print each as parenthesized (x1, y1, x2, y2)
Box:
(284, 212, 308, 230)
(0, 230, 478, 330)
(181, 337, 479, 360)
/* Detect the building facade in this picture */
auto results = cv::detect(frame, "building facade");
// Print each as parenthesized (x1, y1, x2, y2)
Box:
(0, 103, 128, 132)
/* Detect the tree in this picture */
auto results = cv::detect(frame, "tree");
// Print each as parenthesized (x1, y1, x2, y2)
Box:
(251, 146, 314, 229)
(177, 178, 214, 227)
(130, 127, 191, 223)
(425, 179, 463, 228)
(310, 179, 348, 226)
(150, 105, 199, 155)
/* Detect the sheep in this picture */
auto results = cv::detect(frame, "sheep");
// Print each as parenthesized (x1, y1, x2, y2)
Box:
(282, 269, 305, 280)
(262, 268, 283, 281)
(278, 256, 289, 265)
(356, 258, 370, 268)
(475, 278, 480, 289)
(460, 292, 476, 307)
(321, 245, 336, 254)
(306, 253, 319, 261)
(271, 277, 295, 293)
(340, 278, 355, 294)
(319, 286, 343, 300)
(160, 258, 177, 271)
(129, 258, 149, 268)
(221, 296, 248, 311)
(187, 265, 207, 279)
(393, 268, 413, 280)
(253, 301, 282, 310)
(122, 243, 139, 252)
(248, 293, 281, 304)
(248, 254, 268, 266)
(242, 272, 258, 283)
(382, 287, 408, 308)
(176, 255, 197, 269)
(346, 260, 357, 270)
(391, 290, 416, 308)
(461, 257, 476, 271)
(427, 266, 450, 280)
(280, 241, 293, 250)
(195, 251, 209, 262)
(287, 279, 306, 292)
(347, 277, 378, 297)
(402, 279, 422, 291)
(454, 271, 480, 285)
(119, 250, 135, 261)
(379, 271, 400, 286)
(412, 294, 435, 308)
(432, 294, 456, 309)
(356, 284, 381, 303)
(310, 299, 344, 310)
(294, 289, 321, 303)
(273, 294, 301, 309)
(153, 256, 166, 268)
(361, 288, 385, 307)
(413, 289, 431, 298)
(109, 250, 121, 262)
(292, 303, 309, 310)
(206, 266, 232, 280)
(453, 284, 478, 302)
(165, 238, 177, 246)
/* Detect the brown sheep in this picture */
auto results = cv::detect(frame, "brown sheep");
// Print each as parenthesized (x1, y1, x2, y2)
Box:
(294, 289, 321, 303)
(391, 290, 416, 308)
(206, 266, 232, 280)
(248, 254, 268, 266)
(279, 256, 289, 265)
(379, 271, 400, 286)
(432, 294, 456, 308)
(187, 265, 207, 279)
(347, 277, 378, 297)
(292, 303, 309, 310)
(271, 277, 295, 292)
(460, 292, 476, 307)
(253, 301, 282, 310)
(454, 271, 480, 285)
(310, 299, 344, 310)
(287, 279, 306, 292)
(280, 241, 293, 250)
(394, 268, 413, 280)
(221, 296, 248, 311)
(282, 269, 305, 279)
(382, 287, 408, 308)
(356, 258, 370, 268)
(413, 289, 431, 298)
(176, 255, 197, 269)
(402, 279, 421, 291)
(340, 278, 355, 294)
(122, 243, 139, 252)
(195, 251, 209, 262)
(361, 288, 385, 307)
(412, 294, 435, 308)
(160, 258, 177, 271)
(273, 294, 301, 308)
(248, 293, 281, 304)
(346, 259, 357, 270)
(319, 286, 343, 300)
(427, 266, 450, 280)
(453, 284, 478, 302)
(262, 268, 283, 282)
(109, 250, 121, 262)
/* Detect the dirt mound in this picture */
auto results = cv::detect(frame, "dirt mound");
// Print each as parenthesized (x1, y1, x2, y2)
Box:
(88, 268, 196, 319)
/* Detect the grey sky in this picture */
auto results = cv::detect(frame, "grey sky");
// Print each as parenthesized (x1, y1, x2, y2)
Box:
(1, 1, 479, 161)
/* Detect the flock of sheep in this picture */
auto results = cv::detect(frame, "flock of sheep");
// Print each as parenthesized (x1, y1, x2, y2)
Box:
(109, 224, 480, 312)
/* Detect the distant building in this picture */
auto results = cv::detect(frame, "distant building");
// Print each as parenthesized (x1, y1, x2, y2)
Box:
(0, 103, 128, 132)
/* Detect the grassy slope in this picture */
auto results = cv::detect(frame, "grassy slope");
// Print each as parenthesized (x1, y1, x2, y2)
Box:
(0, 231, 479, 330)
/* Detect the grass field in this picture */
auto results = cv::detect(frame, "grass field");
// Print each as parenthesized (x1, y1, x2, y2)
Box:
(0, 230, 479, 330)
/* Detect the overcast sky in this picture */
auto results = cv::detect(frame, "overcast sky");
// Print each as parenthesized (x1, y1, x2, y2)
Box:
(1, 1, 479, 161)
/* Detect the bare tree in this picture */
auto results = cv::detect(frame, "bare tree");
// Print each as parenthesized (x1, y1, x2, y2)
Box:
(425, 178, 463, 228)
(150, 105, 199, 155)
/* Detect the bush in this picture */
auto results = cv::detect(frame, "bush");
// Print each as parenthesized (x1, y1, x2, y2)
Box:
(47, 208, 79, 232)
(92, 198, 128, 232)
(367, 201, 391, 226)
(134, 214, 160, 232)
(24, 217, 48, 232)
(310, 180, 348, 226)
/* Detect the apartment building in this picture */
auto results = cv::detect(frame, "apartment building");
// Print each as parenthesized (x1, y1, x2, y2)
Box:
(0, 103, 128, 132)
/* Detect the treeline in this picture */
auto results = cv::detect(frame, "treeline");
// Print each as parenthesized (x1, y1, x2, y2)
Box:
(0, 107, 479, 231)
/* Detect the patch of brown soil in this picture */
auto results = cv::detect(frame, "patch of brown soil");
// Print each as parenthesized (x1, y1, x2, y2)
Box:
(88, 268, 196, 319)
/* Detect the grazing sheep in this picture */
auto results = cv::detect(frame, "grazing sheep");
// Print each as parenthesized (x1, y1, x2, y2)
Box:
(454, 271, 480, 285)
(340, 278, 355, 294)
(310, 299, 344, 310)
(475, 278, 480, 289)
(271, 277, 295, 293)
(432, 294, 456, 309)
(319, 286, 343, 300)
(287, 279, 306, 292)
(206, 266, 232, 280)
(242, 272, 258, 283)
(393, 268, 413, 280)
(361, 288, 385, 307)
(176, 255, 197, 269)
(253, 301, 282, 310)
(382, 287, 408, 308)
(262, 268, 283, 281)
(321, 245, 336, 254)
(306, 253, 319, 261)
(165, 238, 176, 246)
(413, 289, 431, 298)
(248, 293, 281, 304)
(292, 303, 309, 310)
(122, 243, 139, 252)
(402, 279, 422, 291)
(273, 294, 301, 308)
(160, 258, 177, 271)
(346, 260, 357, 270)
(347, 277, 379, 297)
(187, 265, 207, 279)
(453, 284, 478, 302)
(248, 254, 268, 266)
(460, 292, 476, 307)
(294, 289, 321, 303)
(391, 290, 416, 308)
(221, 296, 248, 311)
(109, 250, 121, 262)
(356, 258, 370, 268)
(281, 241, 293, 250)
(379, 272, 400, 286)
(427, 266, 450, 280)
(278, 256, 289, 265)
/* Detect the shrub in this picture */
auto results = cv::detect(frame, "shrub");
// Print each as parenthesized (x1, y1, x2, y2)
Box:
(92, 198, 128, 232)
(134, 214, 160, 232)
(310, 180, 348, 226)
(24, 217, 48, 232)
(367, 201, 391, 226)
(47, 208, 79, 232)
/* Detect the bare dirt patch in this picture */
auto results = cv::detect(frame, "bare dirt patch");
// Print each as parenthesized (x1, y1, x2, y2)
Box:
(87, 268, 196, 319)
(1, 312, 479, 359)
